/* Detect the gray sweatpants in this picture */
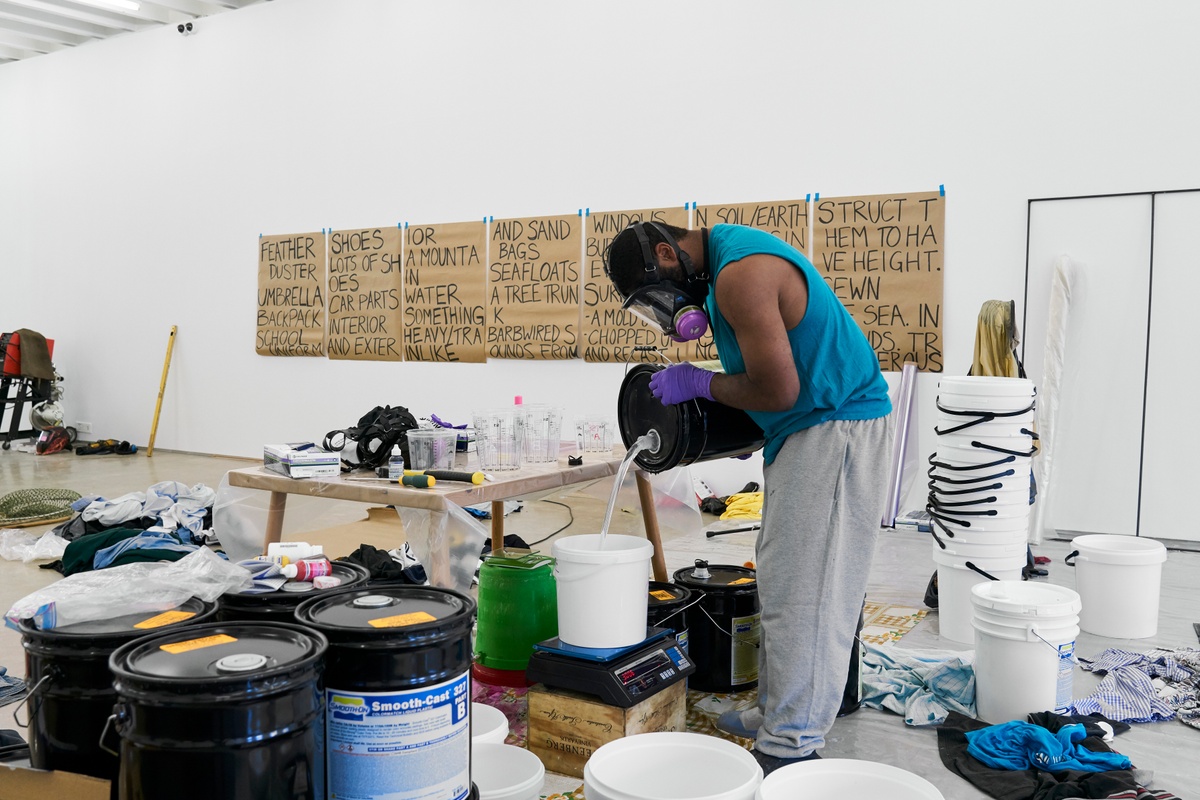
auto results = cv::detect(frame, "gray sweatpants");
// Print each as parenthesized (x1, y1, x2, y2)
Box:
(753, 415, 894, 758)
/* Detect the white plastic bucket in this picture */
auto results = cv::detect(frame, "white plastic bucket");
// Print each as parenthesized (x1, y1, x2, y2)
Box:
(552, 534, 653, 648)
(972, 581, 1081, 724)
(938, 408, 1036, 430)
(472, 743, 545, 800)
(934, 536, 1027, 561)
(933, 549, 1025, 644)
(1068, 534, 1167, 639)
(471, 702, 509, 745)
(756, 758, 944, 800)
(931, 508, 1031, 535)
(929, 485, 1030, 507)
(934, 526, 1029, 547)
(584, 732, 762, 800)
(938, 377, 1036, 412)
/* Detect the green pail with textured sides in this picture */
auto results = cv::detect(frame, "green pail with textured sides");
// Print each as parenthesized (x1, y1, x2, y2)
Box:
(472, 553, 557, 685)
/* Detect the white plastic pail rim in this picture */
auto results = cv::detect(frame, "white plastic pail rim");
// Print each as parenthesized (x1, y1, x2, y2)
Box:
(473, 743, 545, 800)
(471, 702, 509, 745)
(933, 538, 1027, 560)
(938, 376, 1036, 397)
(552, 534, 654, 565)
(970, 580, 1081, 617)
(756, 758, 945, 800)
(585, 732, 762, 800)
(1072, 534, 1167, 566)
(933, 548, 1026, 570)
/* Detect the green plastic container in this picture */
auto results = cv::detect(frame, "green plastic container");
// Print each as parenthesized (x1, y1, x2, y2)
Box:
(473, 553, 558, 682)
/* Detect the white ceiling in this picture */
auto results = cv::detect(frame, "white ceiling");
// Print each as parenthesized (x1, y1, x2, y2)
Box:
(0, 0, 265, 65)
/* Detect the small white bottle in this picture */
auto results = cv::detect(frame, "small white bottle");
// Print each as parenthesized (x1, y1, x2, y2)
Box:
(387, 444, 405, 480)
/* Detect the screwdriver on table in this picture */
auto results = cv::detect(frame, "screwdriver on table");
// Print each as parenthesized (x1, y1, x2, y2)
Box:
(348, 473, 436, 488)
(403, 469, 485, 485)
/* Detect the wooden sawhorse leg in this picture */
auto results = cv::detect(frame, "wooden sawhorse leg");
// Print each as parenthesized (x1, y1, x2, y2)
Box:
(635, 470, 668, 582)
(264, 490, 288, 551)
(490, 500, 506, 554)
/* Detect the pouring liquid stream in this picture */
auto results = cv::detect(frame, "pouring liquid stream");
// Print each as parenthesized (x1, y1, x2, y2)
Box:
(598, 431, 660, 547)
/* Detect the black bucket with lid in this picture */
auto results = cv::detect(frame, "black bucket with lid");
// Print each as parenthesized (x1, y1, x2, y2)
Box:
(646, 581, 696, 653)
(672, 561, 761, 693)
(109, 621, 327, 800)
(216, 560, 371, 624)
(295, 586, 477, 800)
(17, 597, 216, 795)
(618, 363, 765, 473)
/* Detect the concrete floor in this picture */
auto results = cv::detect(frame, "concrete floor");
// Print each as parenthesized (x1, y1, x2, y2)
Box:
(1, 445, 1198, 798)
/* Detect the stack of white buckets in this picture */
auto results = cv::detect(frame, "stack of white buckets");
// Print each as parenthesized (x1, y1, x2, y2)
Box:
(930, 376, 1040, 644)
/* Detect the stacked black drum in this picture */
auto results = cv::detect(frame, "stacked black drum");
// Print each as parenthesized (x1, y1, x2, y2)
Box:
(929, 376, 1037, 643)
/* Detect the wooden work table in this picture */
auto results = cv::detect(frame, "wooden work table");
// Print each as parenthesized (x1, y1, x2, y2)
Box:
(224, 449, 669, 583)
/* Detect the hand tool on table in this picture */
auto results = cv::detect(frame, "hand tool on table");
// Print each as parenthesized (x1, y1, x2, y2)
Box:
(345, 474, 436, 488)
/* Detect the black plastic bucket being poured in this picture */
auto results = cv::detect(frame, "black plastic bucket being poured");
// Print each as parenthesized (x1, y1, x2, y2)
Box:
(108, 621, 328, 800)
(295, 585, 477, 800)
(16, 597, 217, 796)
(618, 363, 765, 473)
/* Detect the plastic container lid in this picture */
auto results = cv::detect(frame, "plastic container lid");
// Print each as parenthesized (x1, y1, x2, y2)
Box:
(21, 596, 213, 638)
(970, 580, 1081, 617)
(585, 732, 762, 799)
(471, 702, 509, 745)
(672, 563, 757, 590)
(648, 581, 692, 608)
(756, 758, 945, 800)
(1072, 534, 1167, 565)
(473, 743, 544, 800)
(109, 622, 326, 685)
(294, 586, 475, 640)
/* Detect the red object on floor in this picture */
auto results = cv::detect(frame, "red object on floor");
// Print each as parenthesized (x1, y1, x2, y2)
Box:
(1, 332, 54, 377)
(1034, 556, 1051, 564)
(472, 662, 530, 688)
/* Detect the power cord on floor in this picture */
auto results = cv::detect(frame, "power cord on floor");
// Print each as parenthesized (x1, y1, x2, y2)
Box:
(524, 499, 574, 547)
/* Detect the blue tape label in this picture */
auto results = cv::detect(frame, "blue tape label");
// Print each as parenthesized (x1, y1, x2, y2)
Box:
(1055, 641, 1075, 713)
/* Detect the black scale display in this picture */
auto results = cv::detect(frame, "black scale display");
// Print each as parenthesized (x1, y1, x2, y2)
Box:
(525, 627, 694, 708)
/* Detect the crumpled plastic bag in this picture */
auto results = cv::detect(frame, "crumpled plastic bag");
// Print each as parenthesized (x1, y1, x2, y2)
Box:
(5, 546, 251, 631)
(0, 528, 69, 563)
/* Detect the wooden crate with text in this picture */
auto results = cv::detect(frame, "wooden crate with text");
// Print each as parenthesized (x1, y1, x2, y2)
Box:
(526, 681, 687, 778)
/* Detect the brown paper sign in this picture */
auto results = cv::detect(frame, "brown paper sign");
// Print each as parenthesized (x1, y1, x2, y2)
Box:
(326, 227, 403, 361)
(812, 191, 945, 372)
(581, 206, 711, 364)
(694, 199, 810, 256)
(488, 214, 581, 360)
(256, 232, 325, 356)
(402, 221, 487, 363)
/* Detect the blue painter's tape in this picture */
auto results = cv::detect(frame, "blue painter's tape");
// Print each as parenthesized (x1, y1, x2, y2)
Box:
(490, 216, 494, 223)
(815, 193, 820, 202)
(939, 184, 945, 196)
(691, 201, 697, 210)
(404, 222, 408, 229)
(585, 208, 590, 217)
(805, 193, 810, 203)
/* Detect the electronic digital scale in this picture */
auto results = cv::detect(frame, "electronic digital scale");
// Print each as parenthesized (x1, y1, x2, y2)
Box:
(525, 627, 695, 708)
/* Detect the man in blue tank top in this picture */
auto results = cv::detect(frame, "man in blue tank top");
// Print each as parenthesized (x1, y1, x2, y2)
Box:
(605, 222, 894, 775)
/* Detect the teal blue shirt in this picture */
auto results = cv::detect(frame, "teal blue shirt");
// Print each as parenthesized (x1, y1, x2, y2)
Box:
(705, 224, 892, 465)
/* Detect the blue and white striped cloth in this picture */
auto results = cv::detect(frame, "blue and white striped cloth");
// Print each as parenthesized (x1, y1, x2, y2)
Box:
(0, 665, 25, 708)
(1069, 647, 1200, 725)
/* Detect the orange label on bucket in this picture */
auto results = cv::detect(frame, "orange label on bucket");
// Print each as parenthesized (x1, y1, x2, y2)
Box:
(368, 611, 437, 629)
(159, 634, 237, 654)
(135, 610, 197, 630)
(729, 577, 755, 585)
(649, 590, 675, 601)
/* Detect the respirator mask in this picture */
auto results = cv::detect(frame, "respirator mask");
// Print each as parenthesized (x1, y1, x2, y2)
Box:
(607, 222, 710, 342)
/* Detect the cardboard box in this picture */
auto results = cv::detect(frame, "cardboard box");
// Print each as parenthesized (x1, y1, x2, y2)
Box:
(263, 443, 341, 479)
(0, 765, 109, 800)
(526, 680, 686, 778)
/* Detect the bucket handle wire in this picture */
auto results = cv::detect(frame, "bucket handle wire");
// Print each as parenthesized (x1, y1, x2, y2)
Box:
(10, 673, 51, 729)
(934, 399, 1037, 435)
(98, 705, 126, 757)
(691, 591, 760, 649)
(1064, 550, 1081, 566)
(649, 593, 705, 630)
(964, 561, 1000, 581)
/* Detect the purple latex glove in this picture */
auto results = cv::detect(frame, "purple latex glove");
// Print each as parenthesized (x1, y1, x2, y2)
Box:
(648, 363, 716, 406)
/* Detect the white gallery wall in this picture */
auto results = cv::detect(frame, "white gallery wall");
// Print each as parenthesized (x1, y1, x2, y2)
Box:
(3, 0, 1200, 500)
